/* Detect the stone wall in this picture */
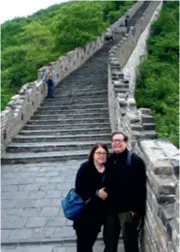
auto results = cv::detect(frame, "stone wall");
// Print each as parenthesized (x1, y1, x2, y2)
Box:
(108, 1, 179, 251)
(1, 80, 47, 158)
(1, 0, 145, 157)
(136, 140, 179, 252)
(122, 1, 163, 96)
(108, 1, 161, 143)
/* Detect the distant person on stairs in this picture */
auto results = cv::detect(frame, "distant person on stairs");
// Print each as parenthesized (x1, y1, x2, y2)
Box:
(103, 132, 147, 252)
(43, 63, 56, 98)
(124, 15, 129, 27)
(73, 143, 109, 252)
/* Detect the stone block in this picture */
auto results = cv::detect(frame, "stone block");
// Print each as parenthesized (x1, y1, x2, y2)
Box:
(170, 154, 180, 178)
(40, 207, 60, 217)
(45, 217, 66, 227)
(26, 217, 46, 228)
(33, 199, 53, 208)
(158, 203, 174, 229)
(150, 172, 177, 196)
(157, 194, 176, 205)
(153, 159, 174, 176)
(46, 191, 62, 198)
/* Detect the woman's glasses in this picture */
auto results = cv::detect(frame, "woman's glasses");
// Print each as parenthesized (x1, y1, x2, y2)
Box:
(95, 152, 107, 156)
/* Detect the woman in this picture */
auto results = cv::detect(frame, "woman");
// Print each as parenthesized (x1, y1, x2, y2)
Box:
(74, 143, 109, 252)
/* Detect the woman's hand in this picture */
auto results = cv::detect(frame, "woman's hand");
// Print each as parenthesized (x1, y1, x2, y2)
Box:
(130, 211, 136, 217)
(98, 188, 108, 200)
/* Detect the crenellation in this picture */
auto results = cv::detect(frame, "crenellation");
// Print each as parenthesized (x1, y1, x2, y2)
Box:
(136, 139, 179, 251)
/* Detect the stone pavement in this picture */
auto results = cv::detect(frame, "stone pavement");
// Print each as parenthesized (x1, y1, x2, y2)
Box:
(1, 160, 82, 244)
(1, 241, 124, 252)
(1, 160, 124, 251)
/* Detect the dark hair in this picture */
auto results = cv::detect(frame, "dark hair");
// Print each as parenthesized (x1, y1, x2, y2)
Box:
(88, 143, 108, 161)
(111, 132, 128, 142)
(49, 63, 53, 66)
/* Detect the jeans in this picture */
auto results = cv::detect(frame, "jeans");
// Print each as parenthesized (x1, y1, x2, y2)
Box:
(103, 212, 140, 252)
(47, 79, 54, 97)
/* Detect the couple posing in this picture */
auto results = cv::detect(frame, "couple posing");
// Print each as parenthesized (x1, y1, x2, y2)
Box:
(73, 131, 147, 252)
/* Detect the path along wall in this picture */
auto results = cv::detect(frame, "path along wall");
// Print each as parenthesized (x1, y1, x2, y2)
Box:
(1, 0, 144, 157)
(108, 1, 179, 251)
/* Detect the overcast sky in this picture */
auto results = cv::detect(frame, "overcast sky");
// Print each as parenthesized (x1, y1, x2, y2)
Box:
(0, 0, 70, 24)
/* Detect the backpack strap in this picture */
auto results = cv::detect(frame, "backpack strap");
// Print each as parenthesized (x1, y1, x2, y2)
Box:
(127, 151, 132, 167)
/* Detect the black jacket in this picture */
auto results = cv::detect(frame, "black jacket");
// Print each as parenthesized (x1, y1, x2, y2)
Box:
(75, 160, 107, 219)
(104, 149, 147, 216)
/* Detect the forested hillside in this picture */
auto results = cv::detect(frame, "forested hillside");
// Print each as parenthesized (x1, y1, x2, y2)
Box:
(135, 1, 179, 147)
(1, 1, 133, 110)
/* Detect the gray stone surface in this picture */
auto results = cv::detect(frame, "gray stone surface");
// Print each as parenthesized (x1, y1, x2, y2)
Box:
(1, 161, 125, 250)
(2, 161, 124, 252)
(1, 160, 82, 244)
(1, 241, 124, 252)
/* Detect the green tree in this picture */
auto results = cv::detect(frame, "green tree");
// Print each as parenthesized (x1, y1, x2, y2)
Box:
(135, 1, 179, 147)
(1, 0, 133, 110)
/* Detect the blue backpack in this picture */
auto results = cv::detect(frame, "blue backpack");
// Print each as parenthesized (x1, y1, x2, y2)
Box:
(61, 152, 132, 221)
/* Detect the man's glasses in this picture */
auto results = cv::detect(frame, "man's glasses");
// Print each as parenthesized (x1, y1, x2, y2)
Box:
(112, 139, 125, 143)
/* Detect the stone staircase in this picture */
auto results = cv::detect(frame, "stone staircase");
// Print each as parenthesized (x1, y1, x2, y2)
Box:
(2, 43, 114, 165)
(1, 1, 151, 166)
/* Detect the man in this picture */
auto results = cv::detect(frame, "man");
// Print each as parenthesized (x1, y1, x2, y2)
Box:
(124, 15, 129, 27)
(43, 63, 56, 98)
(103, 132, 147, 252)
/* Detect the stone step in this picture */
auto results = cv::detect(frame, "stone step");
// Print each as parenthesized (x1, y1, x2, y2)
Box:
(143, 123, 155, 131)
(2, 148, 114, 164)
(35, 107, 109, 114)
(23, 122, 111, 130)
(42, 97, 108, 105)
(31, 112, 109, 120)
(19, 127, 111, 135)
(57, 84, 107, 90)
(131, 124, 143, 131)
(141, 116, 155, 123)
(114, 88, 129, 93)
(40, 102, 108, 109)
(46, 90, 107, 96)
(55, 88, 107, 94)
(143, 130, 158, 139)
(114, 83, 130, 89)
(27, 117, 109, 125)
(13, 133, 111, 143)
(1, 150, 91, 164)
(7, 141, 111, 153)
(132, 130, 157, 140)
(56, 85, 107, 90)
(54, 89, 108, 98)
(51, 93, 108, 101)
